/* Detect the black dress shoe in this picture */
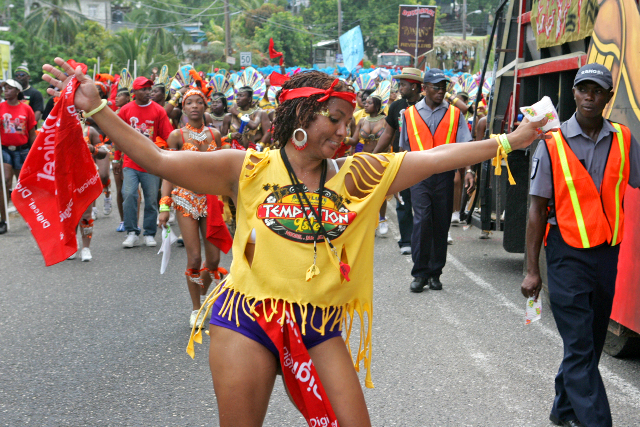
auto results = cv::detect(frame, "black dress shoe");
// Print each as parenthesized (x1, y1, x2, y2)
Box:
(410, 277, 428, 293)
(549, 414, 562, 426)
(428, 277, 443, 290)
(549, 414, 583, 427)
(0, 221, 6, 235)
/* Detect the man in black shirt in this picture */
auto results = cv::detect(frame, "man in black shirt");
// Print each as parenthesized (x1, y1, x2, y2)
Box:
(374, 67, 424, 254)
(14, 66, 44, 122)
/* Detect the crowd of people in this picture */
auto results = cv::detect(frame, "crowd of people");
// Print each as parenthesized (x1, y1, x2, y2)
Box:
(2, 53, 634, 427)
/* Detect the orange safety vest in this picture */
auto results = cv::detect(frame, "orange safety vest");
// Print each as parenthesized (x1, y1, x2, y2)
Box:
(545, 122, 631, 248)
(404, 104, 460, 151)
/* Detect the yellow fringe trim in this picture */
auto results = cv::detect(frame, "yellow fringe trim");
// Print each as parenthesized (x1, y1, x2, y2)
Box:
(186, 278, 375, 388)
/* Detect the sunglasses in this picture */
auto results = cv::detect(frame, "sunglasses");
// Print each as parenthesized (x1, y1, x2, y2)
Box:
(426, 84, 447, 92)
(15, 73, 28, 78)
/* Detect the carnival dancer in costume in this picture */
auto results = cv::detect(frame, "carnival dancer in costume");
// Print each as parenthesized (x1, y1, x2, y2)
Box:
(228, 67, 271, 150)
(44, 58, 548, 426)
(348, 82, 391, 236)
(157, 88, 229, 328)
(112, 69, 132, 232)
(208, 73, 234, 140)
(90, 79, 115, 219)
(68, 122, 109, 261)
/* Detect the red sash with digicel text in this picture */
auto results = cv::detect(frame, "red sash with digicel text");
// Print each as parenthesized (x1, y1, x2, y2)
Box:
(12, 77, 103, 265)
(255, 301, 340, 427)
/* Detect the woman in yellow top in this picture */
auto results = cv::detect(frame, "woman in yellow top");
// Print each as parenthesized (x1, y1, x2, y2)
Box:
(44, 57, 547, 427)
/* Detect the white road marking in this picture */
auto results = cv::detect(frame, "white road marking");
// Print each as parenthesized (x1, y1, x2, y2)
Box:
(386, 208, 640, 408)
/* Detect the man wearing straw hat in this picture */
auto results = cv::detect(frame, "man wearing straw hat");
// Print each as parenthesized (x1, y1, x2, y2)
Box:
(373, 67, 424, 255)
(0, 79, 37, 234)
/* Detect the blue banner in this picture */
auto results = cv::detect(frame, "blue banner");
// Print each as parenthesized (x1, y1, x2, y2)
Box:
(339, 26, 364, 72)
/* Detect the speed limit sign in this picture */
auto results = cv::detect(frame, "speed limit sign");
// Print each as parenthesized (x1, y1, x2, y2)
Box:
(240, 52, 252, 67)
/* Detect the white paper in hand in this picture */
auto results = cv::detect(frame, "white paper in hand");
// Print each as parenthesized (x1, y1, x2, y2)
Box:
(525, 296, 542, 325)
(158, 225, 179, 274)
(520, 96, 561, 132)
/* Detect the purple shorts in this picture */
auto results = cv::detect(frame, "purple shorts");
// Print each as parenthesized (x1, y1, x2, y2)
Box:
(210, 289, 343, 357)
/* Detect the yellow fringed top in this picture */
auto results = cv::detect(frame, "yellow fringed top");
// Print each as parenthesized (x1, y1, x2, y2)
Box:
(187, 148, 406, 388)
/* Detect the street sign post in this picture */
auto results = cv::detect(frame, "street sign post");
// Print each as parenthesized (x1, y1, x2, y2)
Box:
(240, 52, 252, 67)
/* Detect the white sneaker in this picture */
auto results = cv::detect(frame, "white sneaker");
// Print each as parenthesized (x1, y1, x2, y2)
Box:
(122, 232, 140, 248)
(81, 247, 92, 262)
(103, 196, 112, 216)
(400, 246, 411, 255)
(377, 218, 388, 236)
(67, 251, 77, 260)
(451, 211, 460, 224)
(447, 231, 454, 245)
(190, 309, 207, 328)
(479, 230, 492, 239)
(144, 235, 157, 247)
(92, 206, 98, 220)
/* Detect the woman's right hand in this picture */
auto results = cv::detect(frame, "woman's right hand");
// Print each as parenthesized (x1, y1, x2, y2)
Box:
(506, 117, 553, 150)
(157, 211, 170, 229)
(42, 58, 102, 113)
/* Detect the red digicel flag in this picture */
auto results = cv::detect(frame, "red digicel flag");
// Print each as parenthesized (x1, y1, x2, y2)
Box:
(12, 77, 103, 266)
(268, 37, 284, 66)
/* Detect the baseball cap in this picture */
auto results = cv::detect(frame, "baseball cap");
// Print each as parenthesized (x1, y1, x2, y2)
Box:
(4, 79, 23, 92)
(423, 68, 450, 84)
(132, 76, 154, 90)
(574, 63, 613, 90)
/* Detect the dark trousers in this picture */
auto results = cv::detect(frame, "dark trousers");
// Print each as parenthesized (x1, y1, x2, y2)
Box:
(396, 187, 413, 248)
(546, 226, 619, 427)
(410, 171, 455, 278)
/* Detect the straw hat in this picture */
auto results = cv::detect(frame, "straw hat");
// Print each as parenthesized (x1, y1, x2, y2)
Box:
(394, 68, 424, 82)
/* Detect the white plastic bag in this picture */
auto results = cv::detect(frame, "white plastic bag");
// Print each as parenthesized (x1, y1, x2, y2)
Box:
(525, 296, 542, 325)
(520, 96, 561, 132)
(158, 225, 179, 274)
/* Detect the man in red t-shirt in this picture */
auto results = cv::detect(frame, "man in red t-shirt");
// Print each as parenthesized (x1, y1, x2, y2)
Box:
(1, 79, 36, 234)
(115, 76, 173, 248)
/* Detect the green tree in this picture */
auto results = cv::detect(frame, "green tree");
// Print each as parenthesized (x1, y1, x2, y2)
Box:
(126, 2, 189, 58)
(254, 12, 312, 67)
(25, 0, 84, 45)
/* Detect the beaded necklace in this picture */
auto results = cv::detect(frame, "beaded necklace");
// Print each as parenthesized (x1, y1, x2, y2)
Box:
(185, 123, 208, 144)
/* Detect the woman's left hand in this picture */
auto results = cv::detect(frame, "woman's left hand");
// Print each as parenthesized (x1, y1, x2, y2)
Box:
(507, 117, 554, 150)
(42, 57, 102, 113)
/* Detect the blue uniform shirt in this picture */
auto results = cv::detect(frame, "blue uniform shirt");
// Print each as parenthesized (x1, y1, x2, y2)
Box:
(398, 98, 472, 151)
(530, 113, 640, 224)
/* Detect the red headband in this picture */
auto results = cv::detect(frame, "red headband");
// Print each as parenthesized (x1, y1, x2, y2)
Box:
(278, 79, 356, 107)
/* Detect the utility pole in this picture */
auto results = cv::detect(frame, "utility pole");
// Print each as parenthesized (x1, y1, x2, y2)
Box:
(224, 0, 231, 59)
(462, 0, 467, 40)
(337, 0, 342, 53)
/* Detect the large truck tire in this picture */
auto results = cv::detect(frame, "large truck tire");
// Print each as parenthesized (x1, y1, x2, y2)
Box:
(604, 330, 640, 358)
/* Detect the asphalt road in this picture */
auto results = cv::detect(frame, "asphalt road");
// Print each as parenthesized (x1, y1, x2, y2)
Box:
(1, 196, 639, 426)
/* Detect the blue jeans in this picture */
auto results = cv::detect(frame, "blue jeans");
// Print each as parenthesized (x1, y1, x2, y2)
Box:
(122, 167, 160, 236)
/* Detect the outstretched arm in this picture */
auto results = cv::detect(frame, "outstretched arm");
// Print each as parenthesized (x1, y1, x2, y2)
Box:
(43, 58, 245, 199)
(387, 118, 549, 195)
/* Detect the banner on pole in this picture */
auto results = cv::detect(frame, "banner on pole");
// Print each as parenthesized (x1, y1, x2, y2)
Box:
(398, 5, 437, 58)
(339, 26, 364, 73)
(532, 0, 598, 49)
(0, 41, 11, 81)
